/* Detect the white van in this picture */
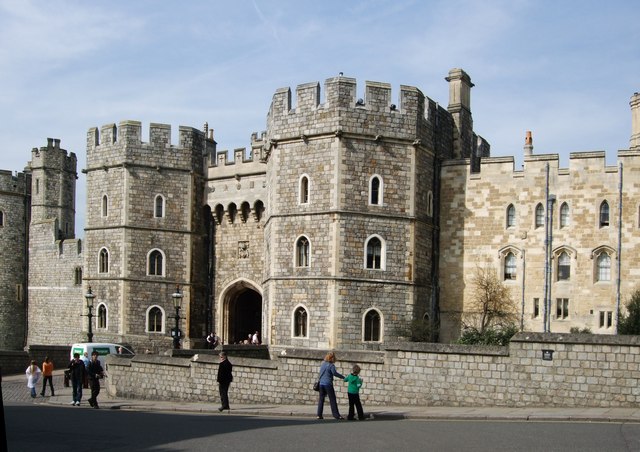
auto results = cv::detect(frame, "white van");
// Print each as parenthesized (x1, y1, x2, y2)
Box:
(70, 343, 134, 366)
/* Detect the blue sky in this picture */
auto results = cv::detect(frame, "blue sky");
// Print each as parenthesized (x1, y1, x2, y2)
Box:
(1, 0, 638, 236)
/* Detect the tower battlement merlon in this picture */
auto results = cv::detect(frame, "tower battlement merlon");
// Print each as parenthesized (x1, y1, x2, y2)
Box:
(0, 169, 30, 194)
(29, 138, 77, 174)
(296, 82, 321, 111)
(150, 123, 171, 148)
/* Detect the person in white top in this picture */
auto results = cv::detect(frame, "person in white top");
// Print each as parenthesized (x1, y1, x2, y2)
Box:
(251, 331, 260, 345)
(25, 360, 42, 398)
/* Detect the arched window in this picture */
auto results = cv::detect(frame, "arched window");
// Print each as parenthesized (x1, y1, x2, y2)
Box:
(299, 175, 309, 204)
(596, 253, 611, 282)
(363, 309, 381, 342)
(296, 236, 310, 267)
(214, 204, 224, 224)
(154, 195, 165, 218)
(506, 204, 516, 228)
(365, 236, 384, 270)
(0, 210, 4, 226)
(557, 251, 570, 281)
(148, 249, 164, 276)
(253, 200, 265, 222)
(370, 175, 383, 205)
(228, 203, 237, 223)
(535, 203, 544, 228)
(146, 306, 164, 333)
(97, 304, 107, 329)
(599, 201, 610, 227)
(99, 248, 109, 273)
(504, 252, 516, 280)
(560, 202, 570, 228)
(241, 202, 251, 223)
(102, 195, 108, 217)
(293, 306, 308, 338)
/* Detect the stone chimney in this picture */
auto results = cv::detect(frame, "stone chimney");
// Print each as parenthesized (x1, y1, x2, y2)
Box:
(445, 68, 474, 159)
(631, 93, 640, 150)
(524, 131, 533, 156)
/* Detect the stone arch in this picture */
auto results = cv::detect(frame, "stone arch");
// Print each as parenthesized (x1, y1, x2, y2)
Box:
(219, 278, 263, 345)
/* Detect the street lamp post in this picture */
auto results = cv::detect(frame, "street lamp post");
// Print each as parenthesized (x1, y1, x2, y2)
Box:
(172, 286, 183, 349)
(84, 286, 96, 343)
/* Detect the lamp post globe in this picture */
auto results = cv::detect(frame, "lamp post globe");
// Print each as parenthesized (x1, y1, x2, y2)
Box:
(172, 286, 183, 349)
(84, 286, 96, 343)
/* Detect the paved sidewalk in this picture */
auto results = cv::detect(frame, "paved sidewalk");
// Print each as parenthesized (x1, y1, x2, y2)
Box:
(4, 371, 640, 422)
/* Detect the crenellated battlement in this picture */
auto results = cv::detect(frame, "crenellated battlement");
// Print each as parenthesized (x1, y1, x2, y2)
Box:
(86, 121, 214, 174)
(29, 138, 77, 174)
(0, 169, 30, 194)
(269, 76, 426, 118)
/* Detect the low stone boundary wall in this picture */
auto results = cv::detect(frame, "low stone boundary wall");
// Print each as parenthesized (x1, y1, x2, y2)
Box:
(105, 333, 640, 408)
(1, 345, 70, 376)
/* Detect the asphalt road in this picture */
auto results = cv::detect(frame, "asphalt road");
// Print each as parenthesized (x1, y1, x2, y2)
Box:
(3, 374, 640, 451)
(4, 401, 640, 452)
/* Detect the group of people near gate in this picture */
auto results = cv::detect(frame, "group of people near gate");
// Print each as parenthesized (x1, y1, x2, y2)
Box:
(25, 351, 105, 408)
(26, 347, 364, 419)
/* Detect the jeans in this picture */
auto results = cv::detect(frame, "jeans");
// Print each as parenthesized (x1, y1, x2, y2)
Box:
(71, 378, 83, 403)
(30, 387, 36, 398)
(317, 384, 342, 419)
(89, 378, 101, 406)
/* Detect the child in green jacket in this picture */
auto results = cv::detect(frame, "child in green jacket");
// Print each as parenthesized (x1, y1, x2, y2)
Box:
(344, 364, 364, 420)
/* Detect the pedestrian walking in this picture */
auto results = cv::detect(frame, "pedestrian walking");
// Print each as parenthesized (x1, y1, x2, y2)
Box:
(217, 351, 233, 412)
(316, 351, 345, 420)
(68, 353, 86, 406)
(344, 364, 365, 420)
(87, 351, 105, 409)
(40, 356, 55, 397)
(25, 360, 41, 398)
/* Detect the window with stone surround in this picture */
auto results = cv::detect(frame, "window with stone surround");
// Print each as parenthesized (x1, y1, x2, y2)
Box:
(560, 202, 570, 228)
(146, 306, 164, 333)
(16, 284, 23, 303)
(74, 267, 82, 285)
(101, 195, 108, 217)
(99, 248, 109, 273)
(293, 305, 308, 338)
(533, 298, 540, 318)
(147, 249, 165, 276)
(97, 303, 107, 329)
(295, 236, 310, 267)
(599, 310, 613, 329)
(0, 210, 4, 226)
(556, 298, 569, 319)
(599, 200, 610, 228)
(535, 203, 544, 229)
(299, 175, 310, 204)
(369, 175, 383, 206)
(154, 194, 165, 218)
(363, 309, 381, 342)
(365, 235, 385, 270)
(596, 252, 611, 282)
(506, 204, 516, 228)
(504, 252, 516, 280)
(557, 251, 571, 281)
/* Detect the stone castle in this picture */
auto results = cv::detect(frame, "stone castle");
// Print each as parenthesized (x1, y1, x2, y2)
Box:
(1, 69, 639, 351)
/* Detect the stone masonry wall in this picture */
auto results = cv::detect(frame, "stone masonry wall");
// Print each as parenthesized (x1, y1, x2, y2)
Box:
(0, 170, 29, 349)
(105, 333, 640, 408)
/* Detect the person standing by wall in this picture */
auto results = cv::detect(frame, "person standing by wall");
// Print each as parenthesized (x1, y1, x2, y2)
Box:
(344, 364, 365, 420)
(40, 356, 54, 397)
(25, 360, 41, 398)
(87, 351, 105, 409)
(68, 353, 86, 406)
(316, 352, 345, 420)
(217, 352, 233, 412)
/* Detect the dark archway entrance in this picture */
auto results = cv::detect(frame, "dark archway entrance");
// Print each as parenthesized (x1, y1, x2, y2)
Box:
(226, 288, 262, 344)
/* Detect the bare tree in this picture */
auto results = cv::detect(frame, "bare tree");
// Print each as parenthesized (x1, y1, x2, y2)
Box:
(462, 266, 518, 334)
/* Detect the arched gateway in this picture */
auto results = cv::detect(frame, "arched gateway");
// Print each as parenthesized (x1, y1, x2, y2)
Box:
(220, 280, 262, 345)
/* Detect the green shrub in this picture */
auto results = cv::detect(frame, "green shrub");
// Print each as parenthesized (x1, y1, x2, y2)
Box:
(618, 289, 640, 335)
(457, 325, 518, 346)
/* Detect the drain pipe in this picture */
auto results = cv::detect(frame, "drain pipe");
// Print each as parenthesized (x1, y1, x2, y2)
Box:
(615, 162, 623, 333)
